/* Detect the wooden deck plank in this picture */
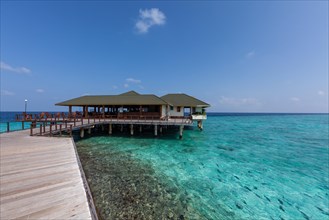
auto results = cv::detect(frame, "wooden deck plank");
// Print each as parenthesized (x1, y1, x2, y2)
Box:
(0, 130, 92, 220)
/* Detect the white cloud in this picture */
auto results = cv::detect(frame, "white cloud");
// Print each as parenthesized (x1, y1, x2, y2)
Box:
(219, 96, 261, 106)
(126, 78, 141, 84)
(291, 97, 300, 102)
(0, 61, 31, 74)
(318, 90, 325, 96)
(1, 90, 15, 96)
(36, 89, 44, 93)
(246, 50, 255, 59)
(112, 85, 118, 90)
(124, 83, 129, 88)
(135, 8, 166, 33)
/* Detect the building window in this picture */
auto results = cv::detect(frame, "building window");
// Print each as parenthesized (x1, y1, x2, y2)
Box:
(177, 107, 181, 112)
(170, 106, 173, 111)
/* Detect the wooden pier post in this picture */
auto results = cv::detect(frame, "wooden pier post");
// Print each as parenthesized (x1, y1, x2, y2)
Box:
(120, 124, 123, 132)
(197, 120, 203, 130)
(80, 128, 84, 138)
(109, 124, 112, 135)
(70, 125, 73, 137)
(160, 126, 163, 134)
(179, 125, 184, 139)
(154, 125, 158, 136)
(50, 124, 52, 136)
(7, 122, 10, 132)
(22, 121, 24, 130)
(88, 128, 91, 134)
(139, 125, 142, 133)
(101, 124, 104, 131)
(43, 122, 46, 133)
(130, 124, 134, 136)
(59, 124, 62, 136)
(40, 124, 42, 135)
(30, 124, 33, 136)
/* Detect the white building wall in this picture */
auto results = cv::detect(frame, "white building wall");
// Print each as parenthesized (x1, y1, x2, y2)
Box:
(161, 105, 167, 117)
(168, 106, 184, 117)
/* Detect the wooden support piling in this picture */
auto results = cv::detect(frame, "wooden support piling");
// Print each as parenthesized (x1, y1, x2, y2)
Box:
(7, 122, 10, 132)
(197, 120, 203, 130)
(130, 124, 134, 135)
(109, 124, 112, 135)
(59, 124, 62, 136)
(70, 125, 73, 137)
(30, 124, 33, 136)
(80, 128, 84, 138)
(50, 124, 52, 136)
(40, 124, 42, 135)
(21, 121, 24, 130)
(154, 125, 158, 136)
(179, 125, 184, 139)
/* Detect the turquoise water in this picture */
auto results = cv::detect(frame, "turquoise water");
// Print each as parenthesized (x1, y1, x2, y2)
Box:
(0, 112, 55, 133)
(0, 121, 33, 133)
(75, 114, 329, 219)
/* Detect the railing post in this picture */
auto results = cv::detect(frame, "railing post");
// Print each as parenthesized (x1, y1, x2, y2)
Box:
(43, 122, 46, 133)
(59, 124, 62, 136)
(70, 124, 73, 137)
(30, 124, 33, 136)
(22, 121, 24, 130)
(50, 124, 52, 136)
(7, 122, 10, 132)
(82, 117, 84, 125)
(88, 116, 90, 124)
(55, 122, 58, 130)
(74, 117, 76, 126)
(40, 124, 43, 135)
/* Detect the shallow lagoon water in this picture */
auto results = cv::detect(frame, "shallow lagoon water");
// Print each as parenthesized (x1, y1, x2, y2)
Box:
(75, 114, 329, 219)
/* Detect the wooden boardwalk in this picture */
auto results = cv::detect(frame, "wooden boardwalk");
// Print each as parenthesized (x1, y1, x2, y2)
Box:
(0, 130, 93, 219)
(28, 117, 193, 137)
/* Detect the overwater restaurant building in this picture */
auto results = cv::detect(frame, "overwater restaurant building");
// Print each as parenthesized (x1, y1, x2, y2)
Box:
(55, 91, 210, 121)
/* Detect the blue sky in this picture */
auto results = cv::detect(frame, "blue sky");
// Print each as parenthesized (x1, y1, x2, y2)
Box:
(1, 1, 328, 113)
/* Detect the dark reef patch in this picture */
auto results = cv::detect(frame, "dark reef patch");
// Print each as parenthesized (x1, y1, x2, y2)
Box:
(76, 141, 199, 220)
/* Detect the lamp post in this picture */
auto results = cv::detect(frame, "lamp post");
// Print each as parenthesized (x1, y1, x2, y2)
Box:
(25, 99, 28, 113)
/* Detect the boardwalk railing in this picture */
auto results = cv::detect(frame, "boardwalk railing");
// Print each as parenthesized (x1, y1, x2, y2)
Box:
(29, 115, 193, 136)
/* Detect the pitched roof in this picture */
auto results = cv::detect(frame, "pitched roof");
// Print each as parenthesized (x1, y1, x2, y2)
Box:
(55, 91, 210, 107)
(119, 90, 140, 96)
(55, 94, 167, 106)
(161, 94, 210, 107)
